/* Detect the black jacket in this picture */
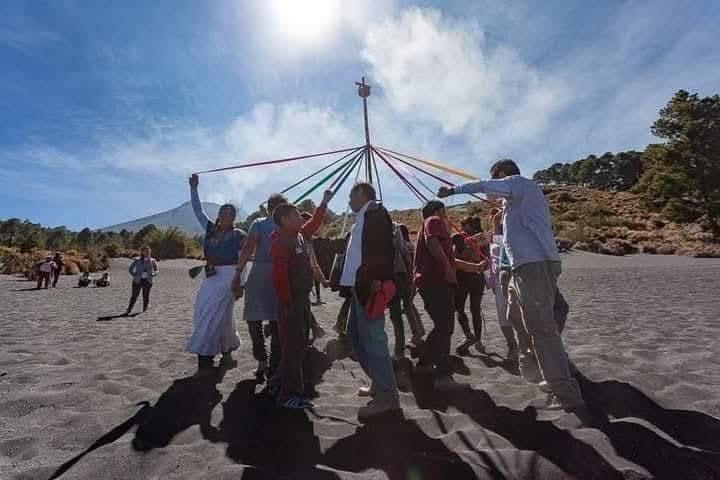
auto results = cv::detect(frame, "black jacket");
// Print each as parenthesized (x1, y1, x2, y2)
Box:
(354, 201, 395, 305)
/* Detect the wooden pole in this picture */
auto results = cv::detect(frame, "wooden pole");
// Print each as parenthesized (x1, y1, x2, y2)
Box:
(356, 77, 372, 183)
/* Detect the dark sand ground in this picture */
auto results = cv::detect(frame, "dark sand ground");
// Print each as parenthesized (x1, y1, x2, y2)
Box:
(1, 252, 719, 479)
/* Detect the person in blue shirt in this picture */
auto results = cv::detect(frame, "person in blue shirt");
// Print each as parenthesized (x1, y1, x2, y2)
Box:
(187, 174, 247, 375)
(438, 159, 585, 412)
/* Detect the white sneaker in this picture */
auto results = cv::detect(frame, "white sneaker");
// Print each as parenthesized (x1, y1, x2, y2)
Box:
(357, 385, 376, 397)
(538, 380, 552, 393)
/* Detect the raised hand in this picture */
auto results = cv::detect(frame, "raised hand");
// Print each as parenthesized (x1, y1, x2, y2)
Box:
(189, 174, 199, 188)
(321, 189, 334, 206)
(437, 186, 453, 198)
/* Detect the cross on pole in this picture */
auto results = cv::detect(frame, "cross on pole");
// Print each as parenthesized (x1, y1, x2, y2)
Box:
(356, 77, 372, 184)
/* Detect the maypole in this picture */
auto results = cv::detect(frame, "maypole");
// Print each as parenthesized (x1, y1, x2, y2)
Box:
(356, 77, 373, 184)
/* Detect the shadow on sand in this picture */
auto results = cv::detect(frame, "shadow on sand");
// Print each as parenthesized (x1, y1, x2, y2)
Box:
(48, 347, 720, 480)
(97, 313, 140, 321)
(575, 371, 720, 479)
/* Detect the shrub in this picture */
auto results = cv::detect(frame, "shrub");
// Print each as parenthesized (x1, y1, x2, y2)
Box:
(148, 227, 197, 260)
(103, 242, 123, 258)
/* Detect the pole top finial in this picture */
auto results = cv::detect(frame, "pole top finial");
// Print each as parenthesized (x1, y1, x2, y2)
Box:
(355, 77, 371, 98)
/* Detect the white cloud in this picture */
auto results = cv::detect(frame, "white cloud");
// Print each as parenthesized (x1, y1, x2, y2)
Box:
(361, 7, 567, 159)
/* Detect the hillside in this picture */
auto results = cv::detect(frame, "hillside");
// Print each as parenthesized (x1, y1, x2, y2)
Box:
(320, 186, 720, 258)
(101, 201, 246, 236)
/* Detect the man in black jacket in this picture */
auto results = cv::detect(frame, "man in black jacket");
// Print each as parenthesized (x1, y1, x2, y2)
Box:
(340, 182, 400, 421)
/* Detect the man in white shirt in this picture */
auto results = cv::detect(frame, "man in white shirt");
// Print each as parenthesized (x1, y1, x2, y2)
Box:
(439, 159, 584, 412)
(341, 182, 400, 421)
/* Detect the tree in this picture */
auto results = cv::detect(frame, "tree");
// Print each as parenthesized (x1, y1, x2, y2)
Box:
(132, 224, 158, 249)
(20, 230, 45, 253)
(76, 228, 93, 250)
(634, 90, 720, 231)
(46, 228, 71, 251)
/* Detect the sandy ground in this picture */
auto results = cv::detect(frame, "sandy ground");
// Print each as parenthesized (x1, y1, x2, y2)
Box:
(1, 252, 719, 480)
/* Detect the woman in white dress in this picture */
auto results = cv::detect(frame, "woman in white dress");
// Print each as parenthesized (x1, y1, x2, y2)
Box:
(187, 174, 247, 373)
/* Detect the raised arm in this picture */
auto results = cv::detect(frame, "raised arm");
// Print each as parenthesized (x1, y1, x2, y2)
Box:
(189, 174, 211, 229)
(300, 189, 334, 238)
(438, 177, 515, 199)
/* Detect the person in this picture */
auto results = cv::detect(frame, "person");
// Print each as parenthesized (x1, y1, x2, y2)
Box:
(387, 222, 422, 359)
(126, 246, 159, 315)
(398, 224, 424, 341)
(94, 272, 111, 287)
(330, 233, 353, 339)
(341, 182, 400, 420)
(187, 174, 247, 374)
(270, 196, 331, 409)
(52, 252, 64, 288)
(438, 159, 585, 411)
(232, 193, 288, 382)
(413, 201, 485, 390)
(78, 272, 92, 288)
(488, 208, 520, 360)
(452, 216, 490, 354)
(37, 255, 55, 289)
(300, 211, 328, 341)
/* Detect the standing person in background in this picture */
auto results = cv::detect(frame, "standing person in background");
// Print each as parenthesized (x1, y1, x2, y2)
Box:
(126, 246, 159, 315)
(488, 208, 520, 361)
(438, 159, 585, 412)
(52, 252, 64, 288)
(300, 211, 328, 341)
(414, 202, 485, 390)
(187, 174, 247, 375)
(331, 233, 353, 340)
(452, 216, 490, 355)
(37, 255, 55, 289)
(232, 193, 287, 382)
(341, 183, 400, 421)
(398, 224, 424, 343)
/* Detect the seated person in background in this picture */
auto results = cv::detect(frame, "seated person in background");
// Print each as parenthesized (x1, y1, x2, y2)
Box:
(94, 272, 111, 287)
(78, 272, 92, 288)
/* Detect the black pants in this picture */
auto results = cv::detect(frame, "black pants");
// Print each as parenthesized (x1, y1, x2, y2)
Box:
(52, 267, 61, 287)
(388, 295, 406, 358)
(248, 321, 281, 375)
(455, 272, 484, 340)
(37, 272, 51, 289)
(314, 280, 321, 302)
(128, 280, 152, 312)
(334, 296, 352, 334)
(278, 297, 311, 400)
(418, 284, 455, 375)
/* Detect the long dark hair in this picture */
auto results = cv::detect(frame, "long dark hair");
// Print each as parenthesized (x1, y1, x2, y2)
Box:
(210, 204, 237, 238)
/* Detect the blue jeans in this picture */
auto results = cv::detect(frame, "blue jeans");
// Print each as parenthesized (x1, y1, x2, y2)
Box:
(347, 294, 398, 401)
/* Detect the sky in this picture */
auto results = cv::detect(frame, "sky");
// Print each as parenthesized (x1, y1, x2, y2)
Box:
(1, 0, 719, 230)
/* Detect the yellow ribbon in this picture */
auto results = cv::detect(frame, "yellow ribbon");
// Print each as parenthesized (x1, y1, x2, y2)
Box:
(377, 146, 479, 181)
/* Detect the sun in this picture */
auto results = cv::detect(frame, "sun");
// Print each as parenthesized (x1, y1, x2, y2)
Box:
(268, 0, 339, 46)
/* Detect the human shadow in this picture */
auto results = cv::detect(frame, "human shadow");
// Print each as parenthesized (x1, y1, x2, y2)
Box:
(48, 401, 152, 480)
(408, 371, 626, 480)
(575, 371, 720, 479)
(97, 313, 140, 322)
(322, 413, 483, 479)
(464, 350, 520, 376)
(205, 379, 339, 479)
(13, 287, 47, 292)
(323, 337, 351, 362)
(132, 370, 227, 451)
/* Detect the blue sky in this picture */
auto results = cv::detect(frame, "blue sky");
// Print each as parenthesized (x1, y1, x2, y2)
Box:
(1, 0, 719, 230)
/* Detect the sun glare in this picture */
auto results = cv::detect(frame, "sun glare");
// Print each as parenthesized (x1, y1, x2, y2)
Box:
(268, 0, 339, 46)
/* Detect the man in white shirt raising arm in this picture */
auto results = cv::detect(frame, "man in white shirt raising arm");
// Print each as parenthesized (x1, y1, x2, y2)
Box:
(438, 159, 585, 412)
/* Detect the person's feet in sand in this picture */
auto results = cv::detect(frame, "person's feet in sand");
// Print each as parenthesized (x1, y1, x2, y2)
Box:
(506, 344, 520, 363)
(357, 384, 375, 397)
(538, 380, 552, 393)
(357, 397, 401, 422)
(473, 340, 486, 354)
(219, 352, 237, 369)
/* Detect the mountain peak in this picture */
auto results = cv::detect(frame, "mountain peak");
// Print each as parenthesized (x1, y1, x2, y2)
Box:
(101, 201, 246, 235)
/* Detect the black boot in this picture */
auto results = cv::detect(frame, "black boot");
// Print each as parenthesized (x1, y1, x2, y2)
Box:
(502, 327, 519, 360)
